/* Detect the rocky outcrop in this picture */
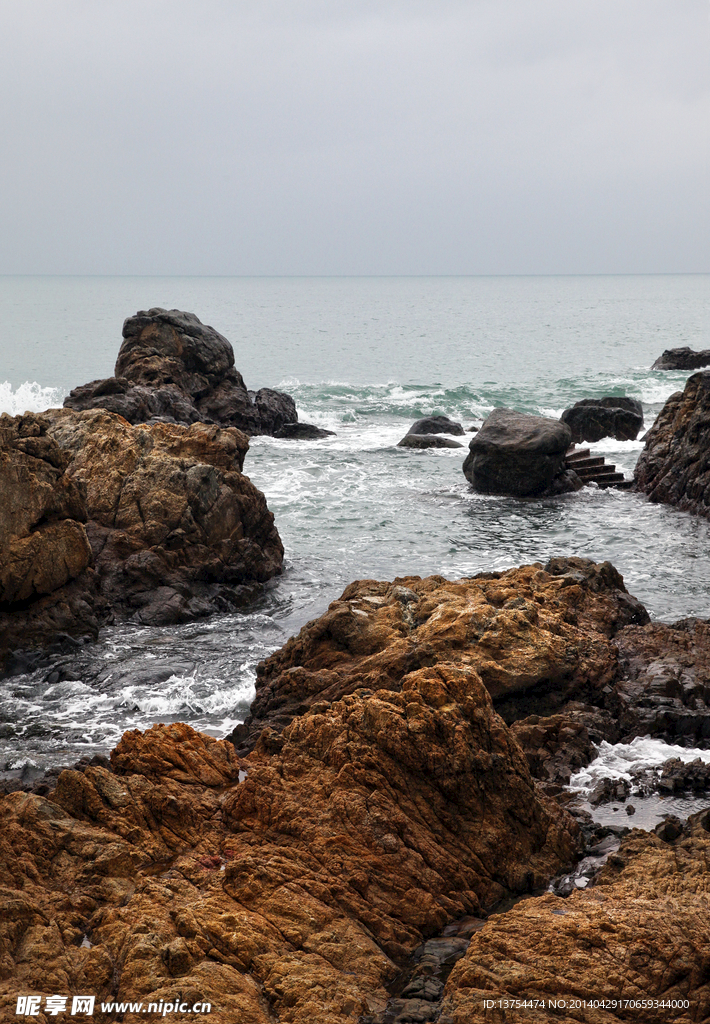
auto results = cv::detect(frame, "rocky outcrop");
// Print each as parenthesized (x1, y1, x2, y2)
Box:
(634, 371, 710, 516)
(274, 422, 336, 440)
(0, 673, 579, 1022)
(397, 435, 464, 449)
(407, 416, 464, 436)
(0, 409, 283, 668)
(231, 558, 649, 754)
(63, 308, 297, 435)
(560, 396, 643, 443)
(652, 346, 710, 370)
(463, 409, 582, 497)
(438, 812, 710, 1023)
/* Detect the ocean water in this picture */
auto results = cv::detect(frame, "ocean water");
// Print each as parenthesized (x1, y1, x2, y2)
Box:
(1, 274, 710, 806)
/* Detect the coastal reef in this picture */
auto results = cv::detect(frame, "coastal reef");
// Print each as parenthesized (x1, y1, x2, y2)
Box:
(63, 308, 297, 436)
(0, 409, 282, 669)
(635, 370, 710, 517)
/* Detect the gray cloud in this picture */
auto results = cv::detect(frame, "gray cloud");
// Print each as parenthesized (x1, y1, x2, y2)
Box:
(0, 0, 707, 273)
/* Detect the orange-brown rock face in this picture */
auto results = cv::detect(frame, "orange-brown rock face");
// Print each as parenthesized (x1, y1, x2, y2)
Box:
(439, 814, 710, 1023)
(0, 662, 579, 1023)
(234, 558, 648, 752)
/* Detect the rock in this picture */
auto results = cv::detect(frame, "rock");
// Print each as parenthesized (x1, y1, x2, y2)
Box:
(509, 713, 596, 786)
(634, 371, 710, 517)
(406, 416, 465, 436)
(652, 346, 710, 370)
(274, 422, 336, 439)
(397, 434, 464, 449)
(64, 308, 298, 436)
(462, 409, 581, 497)
(560, 396, 643, 443)
(439, 819, 710, 1022)
(0, 677, 579, 1022)
(231, 557, 649, 754)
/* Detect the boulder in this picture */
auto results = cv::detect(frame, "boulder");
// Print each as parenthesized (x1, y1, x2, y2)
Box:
(397, 434, 464, 449)
(274, 422, 336, 439)
(439, 815, 710, 1023)
(463, 408, 581, 497)
(652, 346, 710, 370)
(560, 396, 643, 443)
(0, 680, 579, 1021)
(406, 415, 465, 436)
(231, 558, 649, 754)
(634, 371, 710, 516)
(64, 308, 298, 436)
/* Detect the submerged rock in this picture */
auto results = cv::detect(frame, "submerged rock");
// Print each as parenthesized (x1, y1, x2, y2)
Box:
(64, 307, 297, 435)
(0, 409, 283, 667)
(463, 408, 581, 497)
(274, 421, 336, 439)
(560, 396, 643, 443)
(634, 371, 710, 517)
(652, 346, 710, 370)
(398, 434, 464, 449)
(407, 415, 465, 436)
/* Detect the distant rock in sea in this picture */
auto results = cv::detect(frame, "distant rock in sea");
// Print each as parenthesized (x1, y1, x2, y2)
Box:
(406, 415, 465, 436)
(63, 307, 297, 435)
(652, 346, 710, 370)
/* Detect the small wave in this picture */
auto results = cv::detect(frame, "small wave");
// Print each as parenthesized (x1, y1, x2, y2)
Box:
(0, 381, 65, 416)
(569, 737, 710, 798)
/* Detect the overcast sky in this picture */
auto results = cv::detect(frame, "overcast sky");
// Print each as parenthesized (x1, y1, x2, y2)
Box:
(1, 0, 708, 275)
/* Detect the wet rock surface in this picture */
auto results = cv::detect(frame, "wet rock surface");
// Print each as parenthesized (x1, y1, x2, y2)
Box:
(406, 416, 465, 436)
(560, 396, 643, 443)
(635, 370, 710, 517)
(231, 557, 648, 754)
(652, 346, 710, 370)
(63, 308, 297, 436)
(0, 408, 283, 667)
(463, 409, 582, 497)
(274, 422, 335, 439)
(397, 435, 464, 449)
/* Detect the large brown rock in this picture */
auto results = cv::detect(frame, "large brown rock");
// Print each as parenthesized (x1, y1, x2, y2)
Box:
(64, 308, 297, 436)
(439, 813, 710, 1023)
(232, 557, 649, 754)
(634, 371, 710, 516)
(0, 669, 579, 1022)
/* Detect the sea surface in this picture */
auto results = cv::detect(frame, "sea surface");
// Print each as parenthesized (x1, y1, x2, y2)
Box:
(1, 274, 709, 820)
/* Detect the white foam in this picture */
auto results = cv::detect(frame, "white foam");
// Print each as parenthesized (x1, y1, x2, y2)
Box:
(569, 737, 710, 798)
(0, 381, 64, 416)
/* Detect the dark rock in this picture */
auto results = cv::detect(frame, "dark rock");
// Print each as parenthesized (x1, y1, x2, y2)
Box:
(398, 434, 464, 449)
(64, 308, 297, 436)
(560, 397, 643, 443)
(634, 371, 710, 517)
(406, 415, 464, 436)
(652, 347, 710, 370)
(274, 422, 336, 440)
(654, 815, 683, 842)
(463, 408, 580, 497)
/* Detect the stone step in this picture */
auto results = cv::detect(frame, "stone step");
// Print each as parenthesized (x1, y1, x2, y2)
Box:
(574, 463, 617, 478)
(565, 447, 592, 462)
(595, 473, 627, 487)
(568, 456, 606, 471)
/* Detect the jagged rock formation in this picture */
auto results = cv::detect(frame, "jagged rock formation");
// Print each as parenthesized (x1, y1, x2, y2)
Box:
(561, 396, 643, 443)
(63, 308, 297, 435)
(635, 371, 710, 517)
(463, 409, 582, 497)
(0, 409, 283, 668)
(652, 346, 710, 370)
(231, 557, 649, 755)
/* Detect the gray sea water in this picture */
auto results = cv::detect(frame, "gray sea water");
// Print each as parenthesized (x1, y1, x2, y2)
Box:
(1, 275, 709, 800)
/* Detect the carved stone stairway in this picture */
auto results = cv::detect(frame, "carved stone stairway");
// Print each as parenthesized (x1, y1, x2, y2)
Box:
(565, 446, 633, 490)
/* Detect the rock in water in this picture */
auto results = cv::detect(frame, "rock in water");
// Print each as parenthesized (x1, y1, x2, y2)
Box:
(0, 409, 283, 667)
(463, 408, 581, 497)
(635, 371, 710, 516)
(398, 434, 464, 449)
(652, 346, 710, 370)
(274, 422, 336, 439)
(64, 307, 297, 435)
(406, 415, 465, 436)
(560, 396, 643, 443)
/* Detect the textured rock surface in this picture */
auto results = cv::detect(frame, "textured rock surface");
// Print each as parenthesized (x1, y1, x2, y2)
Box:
(634, 371, 710, 517)
(406, 416, 465, 436)
(64, 308, 297, 436)
(463, 409, 581, 497)
(438, 812, 710, 1023)
(397, 434, 464, 449)
(0, 671, 579, 1022)
(231, 557, 649, 754)
(560, 397, 643, 443)
(44, 408, 283, 626)
(652, 346, 710, 370)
